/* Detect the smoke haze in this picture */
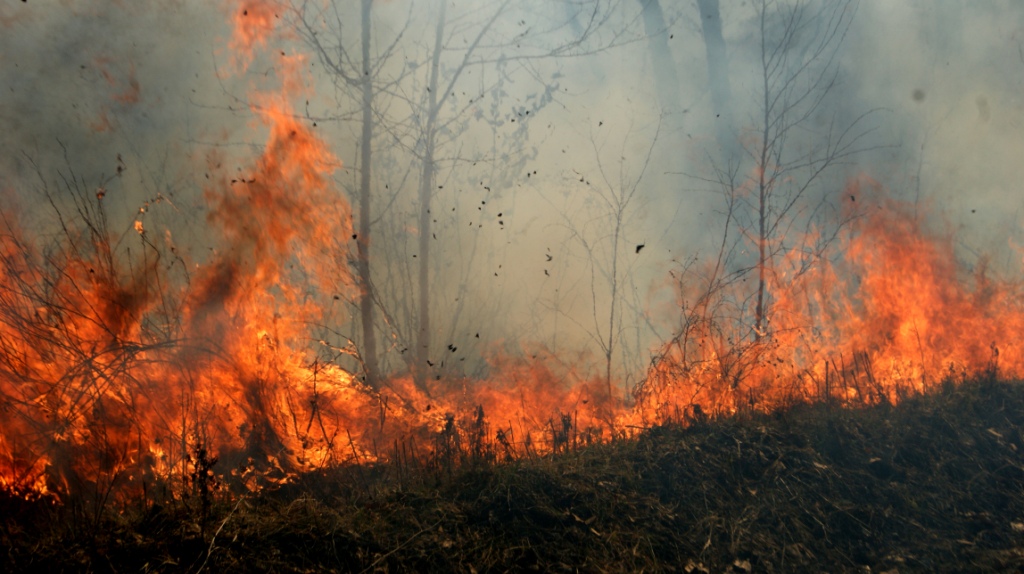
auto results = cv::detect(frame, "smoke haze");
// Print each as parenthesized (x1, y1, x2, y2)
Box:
(2, 0, 1022, 390)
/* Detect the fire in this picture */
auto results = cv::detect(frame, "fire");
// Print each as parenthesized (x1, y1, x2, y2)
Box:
(1, 1, 1021, 508)
(636, 178, 1024, 420)
(229, 1, 282, 60)
(0, 0, 364, 502)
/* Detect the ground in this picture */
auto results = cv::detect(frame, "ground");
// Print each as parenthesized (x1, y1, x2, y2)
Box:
(4, 377, 1024, 573)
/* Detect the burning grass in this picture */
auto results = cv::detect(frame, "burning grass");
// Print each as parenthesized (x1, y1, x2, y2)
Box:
(4, 375, 1024, 573)
(3, 0, 1023, 517)
(2, 3, 1024, 570)
(3, 170, 1022, 511)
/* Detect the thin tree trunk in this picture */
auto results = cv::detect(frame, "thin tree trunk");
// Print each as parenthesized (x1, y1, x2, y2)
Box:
(414, 0, 446, 389)
(606, 216, 621, 399)
(697, 0, 736, 161)
(755, 179, 767, 339)
(754, 4, 770, 340)
(357, 0, 380, 388)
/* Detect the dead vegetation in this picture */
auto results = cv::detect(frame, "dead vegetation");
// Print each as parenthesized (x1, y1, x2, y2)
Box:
(4, 376, 1024, 573)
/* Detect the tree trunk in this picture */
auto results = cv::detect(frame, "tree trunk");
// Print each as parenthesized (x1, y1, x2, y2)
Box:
(755, 178, 767, 339)
(357, 0, 380, 388)
(697, 0, 736, 161)
(605, 216, 621, 399)
(414, 0, 446, 390)
(754, 2, 770, 341)
(637, 0, 681, 114)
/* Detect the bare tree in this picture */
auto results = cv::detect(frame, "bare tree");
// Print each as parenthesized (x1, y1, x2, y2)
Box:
(740, 0, 874, 338)
(291, 0, 419, 388)
(413, 0, 453, 388)
(697, 0, 736, 160)
(355, 0, 380, 387)
(637, 0, 681, 114)
(553, 120, 661, 399)
(388, 0, 616, 388)
(639, 0, 881, 415)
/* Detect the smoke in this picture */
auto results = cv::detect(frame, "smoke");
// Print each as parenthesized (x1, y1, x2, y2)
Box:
(0, 1, 250, 235)
(1, 0, 1022, 389)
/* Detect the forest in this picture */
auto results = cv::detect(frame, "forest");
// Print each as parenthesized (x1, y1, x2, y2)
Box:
(1, 0, 1023, 571)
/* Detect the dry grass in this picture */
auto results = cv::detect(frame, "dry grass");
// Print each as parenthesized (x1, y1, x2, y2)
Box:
(5, 376, 1024, 573)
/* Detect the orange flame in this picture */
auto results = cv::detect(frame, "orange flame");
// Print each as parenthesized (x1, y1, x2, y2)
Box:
(1, 1, 1022, 506)
(637, 179, 1024, 420)
(228, 1, 283, 68)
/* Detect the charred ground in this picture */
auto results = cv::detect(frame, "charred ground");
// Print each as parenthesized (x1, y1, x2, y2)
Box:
(4, 377, 1024, 573)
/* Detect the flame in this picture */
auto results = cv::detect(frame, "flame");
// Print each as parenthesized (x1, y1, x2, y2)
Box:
(229, 1, 282, 65)
(1, 0, 1022, 506)
(0, 0, 362, 502)
(636, 178, 1024, 420)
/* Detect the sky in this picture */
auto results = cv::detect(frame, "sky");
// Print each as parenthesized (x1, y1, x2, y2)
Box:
(1, 0, 1022, 388)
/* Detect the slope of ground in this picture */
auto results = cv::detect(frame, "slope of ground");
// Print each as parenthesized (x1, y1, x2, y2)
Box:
(4, 377, 1024, 573)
